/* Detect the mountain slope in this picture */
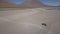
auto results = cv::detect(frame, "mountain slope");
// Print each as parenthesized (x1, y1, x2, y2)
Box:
(0, 0, 45, 8)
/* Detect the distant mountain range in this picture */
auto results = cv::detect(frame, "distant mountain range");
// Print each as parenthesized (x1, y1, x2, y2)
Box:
(0, 0, 60, 8)
(0, 0, 45, 8)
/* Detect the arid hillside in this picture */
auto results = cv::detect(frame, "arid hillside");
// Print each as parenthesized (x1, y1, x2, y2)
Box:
(0, 0, 60, 9)
(0, 0, 45, 8)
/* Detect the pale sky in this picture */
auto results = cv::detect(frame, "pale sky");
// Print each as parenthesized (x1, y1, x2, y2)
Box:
(40, 0, 60, 6)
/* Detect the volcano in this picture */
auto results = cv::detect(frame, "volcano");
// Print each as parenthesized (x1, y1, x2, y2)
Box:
(19, 0, 46, 8)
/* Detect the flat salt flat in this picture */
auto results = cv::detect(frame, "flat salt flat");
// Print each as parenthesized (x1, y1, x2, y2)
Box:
(0, 8, 60, 34)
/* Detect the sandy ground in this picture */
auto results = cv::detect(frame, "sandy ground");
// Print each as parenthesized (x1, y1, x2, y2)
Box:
(0, 8, 60, 34)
